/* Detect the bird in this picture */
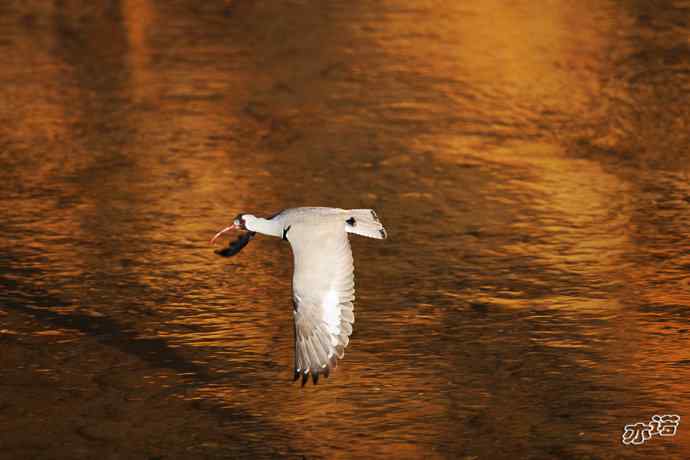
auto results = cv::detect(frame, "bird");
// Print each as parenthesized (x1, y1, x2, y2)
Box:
(211, 207, 387, 386)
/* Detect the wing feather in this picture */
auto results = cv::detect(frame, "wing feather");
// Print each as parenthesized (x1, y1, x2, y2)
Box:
(288, 218, 356, 385)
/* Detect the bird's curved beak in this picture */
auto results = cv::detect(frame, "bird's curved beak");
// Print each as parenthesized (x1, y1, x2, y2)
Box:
(210, 224, 238, 244)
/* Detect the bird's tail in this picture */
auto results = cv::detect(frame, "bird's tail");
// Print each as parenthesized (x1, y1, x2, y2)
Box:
(345, 209, 387, 240)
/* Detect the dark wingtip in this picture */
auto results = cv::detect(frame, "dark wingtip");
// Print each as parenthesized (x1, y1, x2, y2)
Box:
(371, 210, 379, 222)
(294, 369, 327, 386)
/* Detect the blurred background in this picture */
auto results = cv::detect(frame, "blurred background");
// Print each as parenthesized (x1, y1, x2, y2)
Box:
(1, 0, 689, 458)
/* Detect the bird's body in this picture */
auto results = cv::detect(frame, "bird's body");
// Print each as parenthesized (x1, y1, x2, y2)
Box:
(211, 207, 386, 385)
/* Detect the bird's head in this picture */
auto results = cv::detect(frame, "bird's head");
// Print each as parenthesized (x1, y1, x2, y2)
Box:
(232, 213, 248, 230)
(210, 213, 257, 244)
(233, 213, 259, 231)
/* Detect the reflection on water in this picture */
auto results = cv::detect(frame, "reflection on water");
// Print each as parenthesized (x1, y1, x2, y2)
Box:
(1, 0, 689, 458)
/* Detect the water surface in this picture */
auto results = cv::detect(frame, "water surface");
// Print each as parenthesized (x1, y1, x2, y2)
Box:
(1, 1, 689, 458)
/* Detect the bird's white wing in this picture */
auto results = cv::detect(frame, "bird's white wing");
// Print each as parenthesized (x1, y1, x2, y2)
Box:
(287, 220, 355, 385)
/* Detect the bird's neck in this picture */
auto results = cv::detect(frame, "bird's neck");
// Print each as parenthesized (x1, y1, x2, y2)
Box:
(246, 217, 283, 238)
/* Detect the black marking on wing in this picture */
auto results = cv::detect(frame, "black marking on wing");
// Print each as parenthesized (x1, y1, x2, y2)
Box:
(282, 225, 292, 241)
(215, 231, 255, 257)
(294, 368, 327, 387)
(294, 363, 331, 387)
(346, 217, 356, 226)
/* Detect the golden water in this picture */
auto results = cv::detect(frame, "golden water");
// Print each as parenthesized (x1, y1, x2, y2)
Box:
(1, 1, 689, 458)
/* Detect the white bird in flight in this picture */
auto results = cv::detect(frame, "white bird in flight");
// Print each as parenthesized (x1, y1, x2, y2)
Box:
(211, 207, 387, 386)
